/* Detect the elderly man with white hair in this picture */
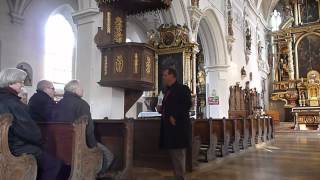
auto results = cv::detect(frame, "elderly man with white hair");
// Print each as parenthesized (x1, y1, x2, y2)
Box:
(0, 68, 65, 180)
(53, 80, 115, 179)
(28, 80, 56, 122)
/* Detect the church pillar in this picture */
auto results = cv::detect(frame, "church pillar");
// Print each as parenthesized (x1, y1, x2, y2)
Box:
(287, 37, 295, 80)
(205, 67, 229, 118)
(73, 8, 125, 119)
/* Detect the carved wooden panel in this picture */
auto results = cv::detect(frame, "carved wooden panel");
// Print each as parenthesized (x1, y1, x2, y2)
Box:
(0, 114, 37, 180)
(98, 43, 155, 91)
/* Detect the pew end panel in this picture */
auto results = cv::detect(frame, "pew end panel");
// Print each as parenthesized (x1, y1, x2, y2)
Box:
(94, 119, 133, 179)
(212, 118, 230, 157)
(225, 119, 240, 153)
(238, 118, 249, 149)
(0, 113, 37, 180)
(193, 119, 217, 162)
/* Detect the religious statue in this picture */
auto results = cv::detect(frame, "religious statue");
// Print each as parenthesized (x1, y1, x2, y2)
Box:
(147, 29, 159, 47)
(257, 40, 263, 60)
(227, 0, 234, 37)
(245, 24, 252, 52)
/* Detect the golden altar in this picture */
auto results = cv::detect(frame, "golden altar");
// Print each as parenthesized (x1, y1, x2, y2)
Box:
(270, 0, 320, 126)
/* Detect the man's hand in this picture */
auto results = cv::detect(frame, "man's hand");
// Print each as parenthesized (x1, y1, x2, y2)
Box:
(169, 116, 176, 126)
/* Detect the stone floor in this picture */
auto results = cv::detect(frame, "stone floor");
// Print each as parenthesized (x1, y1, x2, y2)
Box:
(133, 128, 320, 180)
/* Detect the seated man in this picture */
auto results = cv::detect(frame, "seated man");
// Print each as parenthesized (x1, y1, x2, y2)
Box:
(0, 68, 64, 180)
(52, 80, 114, 178)
(29, 80, 56, 122)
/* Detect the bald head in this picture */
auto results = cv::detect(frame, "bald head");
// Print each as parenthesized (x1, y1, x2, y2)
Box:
(37, 80, 55, 98)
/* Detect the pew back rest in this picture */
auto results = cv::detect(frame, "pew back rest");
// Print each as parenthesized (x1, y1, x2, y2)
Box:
(193, 120, 211, 144)
(38, 122, 74, 165)
(38, 117, 103, 180)
(0, 113, 37, 180)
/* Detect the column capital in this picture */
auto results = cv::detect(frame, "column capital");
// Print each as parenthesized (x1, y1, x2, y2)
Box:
(72, 8, 100, 25)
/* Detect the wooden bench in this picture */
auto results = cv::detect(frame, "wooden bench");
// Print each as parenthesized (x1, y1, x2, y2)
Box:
(212, 118, 230, 157)
(38, 117, 103, 180)
(193, 119, 217, 162)
(133, 118, 196, 171)
(94, 119, 133, 179)
(0, 113, 37, 180)
(252, 116, 262, 144)
(225, 118, 241, 153)
(237, 118, 249, 149)
(246, 117, 255, 147)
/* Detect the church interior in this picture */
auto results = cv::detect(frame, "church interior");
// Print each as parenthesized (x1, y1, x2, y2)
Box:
(1, 0, 320, 179)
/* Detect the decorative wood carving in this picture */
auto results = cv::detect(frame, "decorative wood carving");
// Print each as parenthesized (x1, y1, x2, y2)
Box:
(0, 113, 37, 180)
(229, 83, 261, 118)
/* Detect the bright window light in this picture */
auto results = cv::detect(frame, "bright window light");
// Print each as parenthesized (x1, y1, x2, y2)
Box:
(44, 14, 75, 86)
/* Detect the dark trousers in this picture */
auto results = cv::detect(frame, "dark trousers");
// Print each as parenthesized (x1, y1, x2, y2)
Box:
(168, 148, 186, 180)
(36, 152, 67, 180)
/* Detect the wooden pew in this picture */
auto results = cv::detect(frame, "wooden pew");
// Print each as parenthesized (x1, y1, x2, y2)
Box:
(212, 118, 230, 157)
(259, 116, 267, 142)
(39, 117, 103, 180)
(246, 117, 255, 147)
(0, 113, 37, 180)
(252, 116, 262, 144)
(225, 118, 240, 153)
(133, 118, 196, 171)
(193, 119, 217, 162)
(237, 118, 249, 149)
(94, 119, 133, 179)
(266, 116, 274, 140)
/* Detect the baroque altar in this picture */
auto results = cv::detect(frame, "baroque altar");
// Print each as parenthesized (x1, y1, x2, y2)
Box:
(270, 0, 320, 129)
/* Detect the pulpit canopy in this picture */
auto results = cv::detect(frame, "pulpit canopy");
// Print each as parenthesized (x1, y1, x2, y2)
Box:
(96, 0, 172, 15)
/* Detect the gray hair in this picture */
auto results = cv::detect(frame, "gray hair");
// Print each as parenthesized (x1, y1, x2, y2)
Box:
(37, 80, 53, 91)
(0, 68, 27, 88)
(64, 80, 80, 93)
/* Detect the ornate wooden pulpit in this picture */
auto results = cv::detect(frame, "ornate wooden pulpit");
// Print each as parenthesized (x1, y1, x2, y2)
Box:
(94, 0, 172, 114)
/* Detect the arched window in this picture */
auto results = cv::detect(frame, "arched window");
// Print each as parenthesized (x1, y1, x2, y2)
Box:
(44, 14, 75, 87)
(270, 10, 282, 31)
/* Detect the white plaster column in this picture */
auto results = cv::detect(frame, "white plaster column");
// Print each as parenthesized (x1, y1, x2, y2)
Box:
(73, 7, 124, 119)
(205, 66, 229, 118)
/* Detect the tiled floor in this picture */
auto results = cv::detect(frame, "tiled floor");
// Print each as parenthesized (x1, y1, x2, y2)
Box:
(133, 129, 320, 180)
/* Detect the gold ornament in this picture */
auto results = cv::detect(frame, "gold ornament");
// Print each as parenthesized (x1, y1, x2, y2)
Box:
(106, 12, 111, 34)
(104, 55, 108, 75)
(134, 53, 139, 74)
(145, 56, 151, 74)
(115, 55, 124, 73)
(113, 16, 123, 43)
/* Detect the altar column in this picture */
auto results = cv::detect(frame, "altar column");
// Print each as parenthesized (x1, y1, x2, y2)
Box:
(287, 37, 295, 80)
(73, 7, 125, 119)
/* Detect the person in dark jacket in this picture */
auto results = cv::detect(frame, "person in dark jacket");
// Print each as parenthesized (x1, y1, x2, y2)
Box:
(0, 68, 64, 180)
(29, 80, 56, 122)
(52, 80, 114, 177)
(158, 68, 192, 180)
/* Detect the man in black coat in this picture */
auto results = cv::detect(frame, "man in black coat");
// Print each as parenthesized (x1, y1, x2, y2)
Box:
(159, 68, 192, 180)
(0, 68, 63, 180)
(29, 80, 56, 122)
(52, 80, 114, 177)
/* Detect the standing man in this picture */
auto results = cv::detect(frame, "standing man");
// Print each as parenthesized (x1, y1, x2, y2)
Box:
(159, 68, 192, 180)
(29, 80, 56, 122)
